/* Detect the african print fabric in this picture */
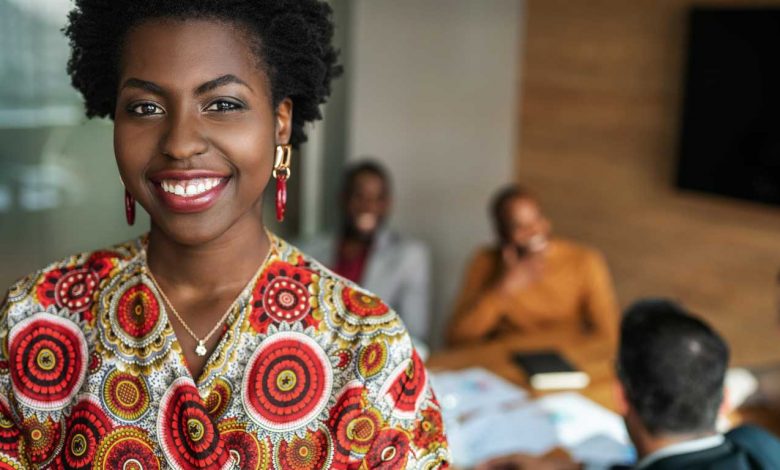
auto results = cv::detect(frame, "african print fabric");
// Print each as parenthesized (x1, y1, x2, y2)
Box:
(0, 234, 449, 469)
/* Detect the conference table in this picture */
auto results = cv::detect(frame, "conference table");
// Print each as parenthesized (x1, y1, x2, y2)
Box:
(426, 330, 779, 467)
(427, 330, 618, 411)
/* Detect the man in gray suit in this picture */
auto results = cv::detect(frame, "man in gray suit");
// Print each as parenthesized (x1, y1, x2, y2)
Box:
(299, 161, 432, 348)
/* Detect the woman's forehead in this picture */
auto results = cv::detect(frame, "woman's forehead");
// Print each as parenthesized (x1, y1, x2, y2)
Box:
(119, 18, 267, 93)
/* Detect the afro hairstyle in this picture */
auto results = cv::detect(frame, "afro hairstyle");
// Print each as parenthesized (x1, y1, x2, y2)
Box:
(64, 0, 341, 147)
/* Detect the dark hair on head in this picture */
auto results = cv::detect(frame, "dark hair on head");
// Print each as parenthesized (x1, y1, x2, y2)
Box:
(617, 299, 729, 436)
(342, 160, 391, 198)
(490, 184, 534, 241)
(64, 0, 341, 147)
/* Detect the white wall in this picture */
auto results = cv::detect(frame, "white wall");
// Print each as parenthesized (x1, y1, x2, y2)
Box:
(346, 0, 524, 347)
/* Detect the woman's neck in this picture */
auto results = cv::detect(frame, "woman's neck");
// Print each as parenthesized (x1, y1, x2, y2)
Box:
(145, 216, 270, 294)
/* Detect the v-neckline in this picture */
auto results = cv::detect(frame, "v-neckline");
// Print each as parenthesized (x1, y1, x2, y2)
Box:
(136, 232, 277, 389)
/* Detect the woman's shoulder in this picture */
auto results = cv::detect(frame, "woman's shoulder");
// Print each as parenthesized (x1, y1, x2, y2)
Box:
(1, 237, 144, 328)
(274, 236, 409, 342)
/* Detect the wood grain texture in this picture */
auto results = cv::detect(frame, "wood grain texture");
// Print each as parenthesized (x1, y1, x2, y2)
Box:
(519, 0, 780, 366)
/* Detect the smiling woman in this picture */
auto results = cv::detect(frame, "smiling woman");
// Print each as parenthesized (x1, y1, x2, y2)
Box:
(0, 1, 448, 468)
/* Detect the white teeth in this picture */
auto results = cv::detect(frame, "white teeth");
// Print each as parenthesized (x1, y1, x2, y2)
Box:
(160, 177, 222, 197)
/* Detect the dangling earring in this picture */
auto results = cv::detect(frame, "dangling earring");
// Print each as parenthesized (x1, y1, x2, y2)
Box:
(273, 144, 292, 222)
(125, 189, 136, 226)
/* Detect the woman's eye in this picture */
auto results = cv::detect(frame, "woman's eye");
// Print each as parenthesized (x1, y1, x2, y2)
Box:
(205, 100, 242, 112)
(129, 103, 164, 116)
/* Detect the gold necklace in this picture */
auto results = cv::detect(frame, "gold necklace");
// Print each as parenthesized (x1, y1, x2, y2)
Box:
(143, 243, 272, 357)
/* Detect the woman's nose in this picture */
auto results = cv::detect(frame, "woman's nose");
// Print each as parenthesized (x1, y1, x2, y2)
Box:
(159, 110, 208, 160)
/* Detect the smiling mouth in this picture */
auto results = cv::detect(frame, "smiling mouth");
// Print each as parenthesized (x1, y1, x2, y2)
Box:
(150, 174, 229, 213)
(159, 177, 224, 197)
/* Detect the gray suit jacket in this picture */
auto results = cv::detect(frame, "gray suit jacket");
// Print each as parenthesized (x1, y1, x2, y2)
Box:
(297, 229, 432, 343)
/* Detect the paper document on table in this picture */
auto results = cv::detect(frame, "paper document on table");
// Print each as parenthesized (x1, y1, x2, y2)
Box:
(536, 392, 636, 465)
(430, 367, 528, 418)
(446, 401, 558, 468)
(430, 369, 635, 468)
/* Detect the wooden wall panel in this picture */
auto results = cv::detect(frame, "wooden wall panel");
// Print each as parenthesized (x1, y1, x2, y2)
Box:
(520, 0, 780, 365)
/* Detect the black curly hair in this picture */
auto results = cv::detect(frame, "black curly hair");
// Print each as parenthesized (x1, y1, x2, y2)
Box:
(64, 0, 341, 147)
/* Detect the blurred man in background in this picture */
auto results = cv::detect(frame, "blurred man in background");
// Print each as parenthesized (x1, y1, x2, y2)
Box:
(300, 160, 432, 347)
(617, 299, 780, 469)
(448, 185, 618, 346)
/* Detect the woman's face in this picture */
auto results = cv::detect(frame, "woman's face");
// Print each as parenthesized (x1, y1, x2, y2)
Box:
(114, 18, 291, 245)
(501, 197, 551, 253)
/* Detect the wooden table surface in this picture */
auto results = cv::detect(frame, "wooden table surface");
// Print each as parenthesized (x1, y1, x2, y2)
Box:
(427, 331, 618, 411)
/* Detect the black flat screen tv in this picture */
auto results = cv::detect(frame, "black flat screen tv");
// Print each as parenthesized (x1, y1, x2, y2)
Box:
(678, 8, 780, 206)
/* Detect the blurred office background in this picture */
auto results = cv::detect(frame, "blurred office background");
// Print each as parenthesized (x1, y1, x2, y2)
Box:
(1, 0, 780, 361)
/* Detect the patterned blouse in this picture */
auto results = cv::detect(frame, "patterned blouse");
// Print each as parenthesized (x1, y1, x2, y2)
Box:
(0, 234, 448, 469)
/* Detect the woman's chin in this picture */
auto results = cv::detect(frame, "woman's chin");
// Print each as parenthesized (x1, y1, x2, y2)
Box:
(150, 216, 237, 248)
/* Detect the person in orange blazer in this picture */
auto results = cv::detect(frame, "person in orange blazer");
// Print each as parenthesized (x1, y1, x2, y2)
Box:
(447, 185, 619, 346)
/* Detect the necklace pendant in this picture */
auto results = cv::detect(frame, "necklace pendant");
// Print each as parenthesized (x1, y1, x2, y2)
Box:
(195, 341, 207, 357)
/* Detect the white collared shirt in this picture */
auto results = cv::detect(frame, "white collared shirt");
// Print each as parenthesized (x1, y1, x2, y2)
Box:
(635, 434, 726, 469)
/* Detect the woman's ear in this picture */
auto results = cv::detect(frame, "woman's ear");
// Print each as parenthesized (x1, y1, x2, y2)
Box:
(275, 98, 293, 145)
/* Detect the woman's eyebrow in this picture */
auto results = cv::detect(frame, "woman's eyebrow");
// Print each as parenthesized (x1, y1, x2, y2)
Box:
(194, 74, 252, 95)
(120, 78, 165, 95)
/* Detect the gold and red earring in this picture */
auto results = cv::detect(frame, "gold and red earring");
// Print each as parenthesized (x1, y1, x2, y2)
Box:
(273, 144, 292, 222)
(125, 189, 136, 226)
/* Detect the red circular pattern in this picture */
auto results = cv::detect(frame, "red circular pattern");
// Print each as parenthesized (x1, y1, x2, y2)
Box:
(219, 419, 271, 470)
(8, 313, 88, 410)
(55, 396, 112, 470)
(363, 428, 410, 470)
(380, 351, 428, 419)
(274, 427, 332, 470)
(0, 398, 19, 458)
(250, 262, 318, 334)
(21, 416, 62, 466)
(93, 427, 162, 470)
(242, 332, 332, 431)
(263, 277, 311, 323)
(205, 379, 232, 420)
(54, 269, 97, 315)
(115, 284, 161, 339)
(158, 378, 230, 470)
(328, 383, 382, 465)
(102, 369, 150, 422)
(357, 341, 388, 379)
(341, 288, 389, 317)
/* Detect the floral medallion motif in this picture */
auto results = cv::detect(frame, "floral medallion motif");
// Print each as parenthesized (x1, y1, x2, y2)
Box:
(218, 418, 272, 470)
(250, 262, 318, 333)
(380, 351, 428, 420)
(98, 271, 174, 367)
(274, 425, 333, 470)
(158, 378, 230, 470)
(93, 426, 162, 470)
(242, 331, 332, 432)
(102, 369, 150, 422)
(8, 312, 88, 411)
(328, 382, 384, 466)
(54, 395, 113, 470)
